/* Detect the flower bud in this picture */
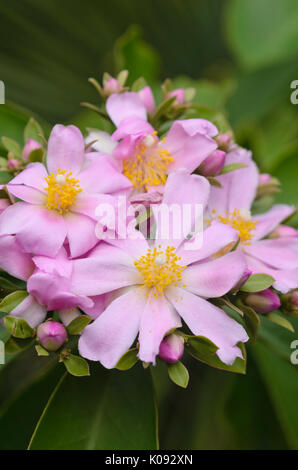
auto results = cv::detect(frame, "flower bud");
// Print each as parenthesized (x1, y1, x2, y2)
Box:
(37, 321, 68, 351)
(7, 158, 21, 171)
(281, 290, 298, 316)
(22, 139, 42, 161)
(167, 88, 186, 106)
(245, 289, 281, 314)
(159, 333, 184, 363)
(103, 77, 121, 95)
(259, 173, 271, 185)
(268, 225, 298, 239)
(216, 133, 231, 151)
(199, 150, 226, 176)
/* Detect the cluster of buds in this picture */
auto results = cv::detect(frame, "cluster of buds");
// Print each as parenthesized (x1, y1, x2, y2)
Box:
(0, 137, 43, 175)
(88, 70, 129, 100)
(280, 290, 298, 317)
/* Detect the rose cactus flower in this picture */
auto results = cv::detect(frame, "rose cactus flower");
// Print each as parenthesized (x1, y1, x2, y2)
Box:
(206, 148, 298, 293)
(72, 172, 248, 368)
(86, 92, 218, 194)
(37, 321, 68, 351)
(0, 125, 132, 257)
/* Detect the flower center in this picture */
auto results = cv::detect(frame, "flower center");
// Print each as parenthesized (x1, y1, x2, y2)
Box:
(123, 134, 174, 191)
(44, 169, 82, 214)
(134, 245, 186, 296)
(215, 208, 257, 245)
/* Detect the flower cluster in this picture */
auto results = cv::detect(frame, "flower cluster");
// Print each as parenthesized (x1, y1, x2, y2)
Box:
(0, 72, 297, 385)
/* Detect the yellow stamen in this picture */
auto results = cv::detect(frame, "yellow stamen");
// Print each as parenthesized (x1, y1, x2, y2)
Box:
(216, 209, 257, 245)
(123, 134, 174, 191)
(44, 169, 82, 214)
(134, 245, 186, 297)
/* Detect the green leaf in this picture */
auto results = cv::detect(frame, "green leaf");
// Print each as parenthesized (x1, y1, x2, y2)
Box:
(206, 176, 222, 188)
(267, 312, 295, 332)
(1, 137, 22, 158)
(28, 364, 158, 450)
(0, 272, 27, 292)
(4, 316, 34, 339)
(131, 77, 147, 92)
(167, 361, 189, 389)
(35, 345, 49, 357)
(63, 354, 90, 377)
(5, 336, 33, 355)
(24, 117, 45, 146)
(28, 147, 44, 163)
(116, 348, 139, 371)
(240, 273, 275, 292)
(66, 315, 92, 335)
(220, 163, 247, 174)
(236, 299, 260, 341)
(0, 171, 12, 184)
(186, 335, 246, 374)
(0, 291, 28, 314)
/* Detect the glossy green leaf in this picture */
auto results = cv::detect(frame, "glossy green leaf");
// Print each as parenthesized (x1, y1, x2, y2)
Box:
(240, 273, 275, 292)
(35, 345, 49, 357)
(4, 316, 34, 339)
(266, 312, 294, 333)
(28, 148, 44, 163)
(116, 348, 139, 371)
(28, 364, 158, 450)
(0, 291, 28, 314)
(63, 354, 90, 377)
(66, 315, 92, 335)
(167, 361, 189, 389)
(0, 171, 12, 184)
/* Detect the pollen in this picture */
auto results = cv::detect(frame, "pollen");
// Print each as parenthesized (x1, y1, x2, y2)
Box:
(216, 208, 257, 244)
(44, 169, 82, 214)
(123, 134, 174, 191)
(134, 245, 186, 297)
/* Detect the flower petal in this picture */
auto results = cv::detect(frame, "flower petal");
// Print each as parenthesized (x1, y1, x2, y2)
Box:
(252, 204, 296, 240)
(79, 287, 147, 368)
(64, 212, 98, 258)
(138, 290, 181, 364)
(10, 294, 47, 328)
(245, 238, 298, 270)
(85, 131, 117, 155)
(47, 124, 85, 175)
(182, 251, 247, 298)
(8, 162, 48, 192)
(7, 184, 45, 205)
(0, 235, 34, 280)
(166, 286, 248, 365)
(106, 92, 147, 126)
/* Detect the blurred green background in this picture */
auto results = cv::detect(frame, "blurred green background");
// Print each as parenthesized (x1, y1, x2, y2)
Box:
(1, 0, 298, 450)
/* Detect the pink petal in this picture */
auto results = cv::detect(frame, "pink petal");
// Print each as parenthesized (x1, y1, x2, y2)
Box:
(176, 221, 238, 266)
(153, 171, 210, 251)
(85, 131, 117, 155)
(0, 235, 34, 280)
(59, 308, 81, 326)
(182, 251, 247, 298)
(169, 119, 218, 138)
(245, 238, 298, 270)
(112, 116, 154, 142)
(138, 290, 181, 364)
(8, 162, 48, 192)
(252, 204, 296, 240)
(166, 286, 248, 365)
(47, 125, 85, 175)
(139, 86, 156, 114)
(208, 148, 258, 214)
(7, 184, 45, 205)
(10, 294, 47, 328)
(106, 92, 147, 126)
(32, 247, 72, 278)
(64, 212, 98, 258)
(71, 243, 141, 296)
(79, 287, 147, 368)
(0, 202, 67, 256)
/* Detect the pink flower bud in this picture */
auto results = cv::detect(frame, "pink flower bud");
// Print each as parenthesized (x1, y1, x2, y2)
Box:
(167, 89, 186, 106)
(200, 150, 226, 176)
(216, 133, 231, 151)
(103, 77, 121, 94)
(269, 225, 298, 239)
(281, 290, 298, 315)
(7, 158, 21, 170)
(159, 333, 184, 363)
(259, 173, 271, 185)
(37, 321, 68, 351)
(245, 289, 281, 314)
(22, 139, 42, 161)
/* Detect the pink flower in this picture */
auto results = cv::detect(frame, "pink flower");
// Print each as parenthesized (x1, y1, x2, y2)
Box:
(73, 172, 248, 368)
(0, 235, 106, 327)
(167, 88, 186, 106)
(207, 147, 298, 293)
(0, 125, 132, 257)
(89, 92, 218, 194)
(22, 139, 42, 161)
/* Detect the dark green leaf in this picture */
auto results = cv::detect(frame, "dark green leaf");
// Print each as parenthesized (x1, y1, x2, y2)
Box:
(24, 117, 45, 145)
(116, 348, 139, 371)
(66, 315, 92, 335)
(63, 354, 90, 377)
(240, 273, 275, 292)
(1, 136, 21, 158)
(4, 316, 34, 339)
(167, 361, 189, 389)
(0, 291, 28, 314)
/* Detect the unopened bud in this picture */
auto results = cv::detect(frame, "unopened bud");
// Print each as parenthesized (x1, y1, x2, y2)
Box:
(159, 333, 184, 363)
(269, 225, 298, 239)
(245, 289, 281, 314)
(103, 77, 121, 95)
(7, 158, 21, 171)
(22, 139, 42, 161)
(37, 321, 68, 351)
(216, 133, 231, 151)
(281, 290, 298, 316)
(259, 173, 271, 185)
(199, 150, 226, 176)
(167, 89, 186, 106)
